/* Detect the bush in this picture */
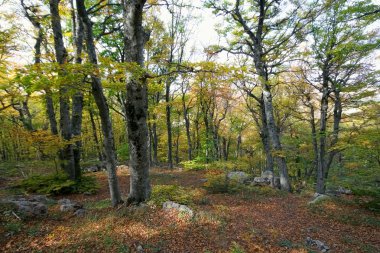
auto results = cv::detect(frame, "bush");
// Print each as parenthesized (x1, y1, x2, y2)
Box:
(203, 172, 241, 194)
(150, 185, 196, 206)
(352, 187, 380, 213)
(180, 157, 207, 171)
(18, 171, 99, 195)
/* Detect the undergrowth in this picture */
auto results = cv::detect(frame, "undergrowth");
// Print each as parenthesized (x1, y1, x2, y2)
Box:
(17, 171, 99, 195)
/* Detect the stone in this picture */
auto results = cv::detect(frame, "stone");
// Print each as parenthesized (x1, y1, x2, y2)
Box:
(136, 245, 144, 252)
(58, 198, 71, 205)
(162, 201, 194, 217)
(58, 198, 82, 212)
(227, 171, 249, 183)
(261, 170, 274, 179)
(200, 178, 208, 183)
(306, 237, 330, 252)
(8, 200, 47, 217)
(251, 177, 271, 186)
(60, 204, 75, 212)
(84, 166, 99, 172)
(336, 186, 352, 195)
(74, 208, 86, 217)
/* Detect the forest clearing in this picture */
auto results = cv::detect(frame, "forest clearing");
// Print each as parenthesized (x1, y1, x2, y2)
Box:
(0, 0, 379, 252)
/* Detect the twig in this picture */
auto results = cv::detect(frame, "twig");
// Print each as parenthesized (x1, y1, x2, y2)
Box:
(12, 211, 21, 220)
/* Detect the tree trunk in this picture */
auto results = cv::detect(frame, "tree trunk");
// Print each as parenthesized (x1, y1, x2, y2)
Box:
(165, 82, 173, 169)
(307, 98, 318, 178)
(89, 106, 103, 161)
(49, 0, 76, 180)
(71, 0, 84, 179)
(325, 88, 342, 178)
(182, 94, 192, 160)
(262, 88, 291, 191)
(122, 0, 150, 204)
(76, 0, 122, 206)
(45, 90, 58, 135)
(236, 134, 242, 158)
(259, 101, 274, 174)
(316, 73, 329, 194)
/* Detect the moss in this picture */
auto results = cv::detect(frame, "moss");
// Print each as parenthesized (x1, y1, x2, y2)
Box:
(149, 185, 198, 206)
(17, 171, 99, 195)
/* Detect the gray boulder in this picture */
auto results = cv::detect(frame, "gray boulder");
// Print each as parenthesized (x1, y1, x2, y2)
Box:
(163, 201, 194, 217)
(60, 204, 75, 212)
(227, 171, 249, 183)
(16, 201, 47, 216)
(252, 177, 271, 186)
(3, 197, 48, 217)
(58, 198, 83, 213)
(74, 208, 86, 217)
(306, 237, 330, 252)
(84, 166, 99, 172)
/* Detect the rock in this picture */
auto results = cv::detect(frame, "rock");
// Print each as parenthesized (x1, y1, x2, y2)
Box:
(58, 199, 82, 212)
(227, 171, 249, 183)
(84, 166, 99, 172)
(261, 170, 274, 179)
(162, 201, 194, 217)
(306, 237, 330, 252)
(308, 193, 330, 205)
(60, 204, 75, 212)
(74, 208, 86, 217)
(28, 195, 49, 203)
(336, 186, 352, 195)
(6, 199, 47, 217)
(1, 195, 50, 217)
(136, 245, 144, 252)
(251, 177, 271, 186)
(200, 178, 208, 183)
(17, 201, 47, 216)
(58, 198, 71, 205)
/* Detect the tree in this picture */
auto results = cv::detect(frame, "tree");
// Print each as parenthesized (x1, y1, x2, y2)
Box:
(49, 0, 76, 180)
(307, 0, 380, 193)
(76, 0, 123, 206)
(122, 0, 151, 204)
(205, 0, 314, 191)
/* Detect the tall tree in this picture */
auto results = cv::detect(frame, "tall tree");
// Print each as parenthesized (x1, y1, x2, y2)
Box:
(308, 0, 379, 193)
(76, 0, 123, 206)
(122, 0, 151, 204)
(49, 0, 76, 179)
(206, 0, 313, 191)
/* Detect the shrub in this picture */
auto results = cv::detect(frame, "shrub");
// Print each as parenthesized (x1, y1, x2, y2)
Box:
(18, 171, 99, 195)
(180, 157, 207, 171)
(203, 173, 241, 194)
(150, 185, 195, 206)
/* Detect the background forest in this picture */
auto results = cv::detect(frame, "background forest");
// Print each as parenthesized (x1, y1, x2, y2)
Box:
(0, 0, 379, 252)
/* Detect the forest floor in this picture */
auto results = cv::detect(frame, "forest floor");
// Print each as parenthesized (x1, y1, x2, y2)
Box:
(1, 167, 379, 253)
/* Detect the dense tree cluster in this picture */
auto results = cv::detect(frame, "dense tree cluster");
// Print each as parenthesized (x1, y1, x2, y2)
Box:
(0, 0, 379, 205)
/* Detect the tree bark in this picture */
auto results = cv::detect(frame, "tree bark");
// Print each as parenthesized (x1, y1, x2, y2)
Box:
(316, 68, 330, 194)
(76, 0, 122, 206)
(71, 0, 84, 179)
(49, 0, 76, 180)
(165, 80, 173, 169)
(122, 0, 150, 204)
(88, 105, 104, 161)
(182, 93, 192, 160)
